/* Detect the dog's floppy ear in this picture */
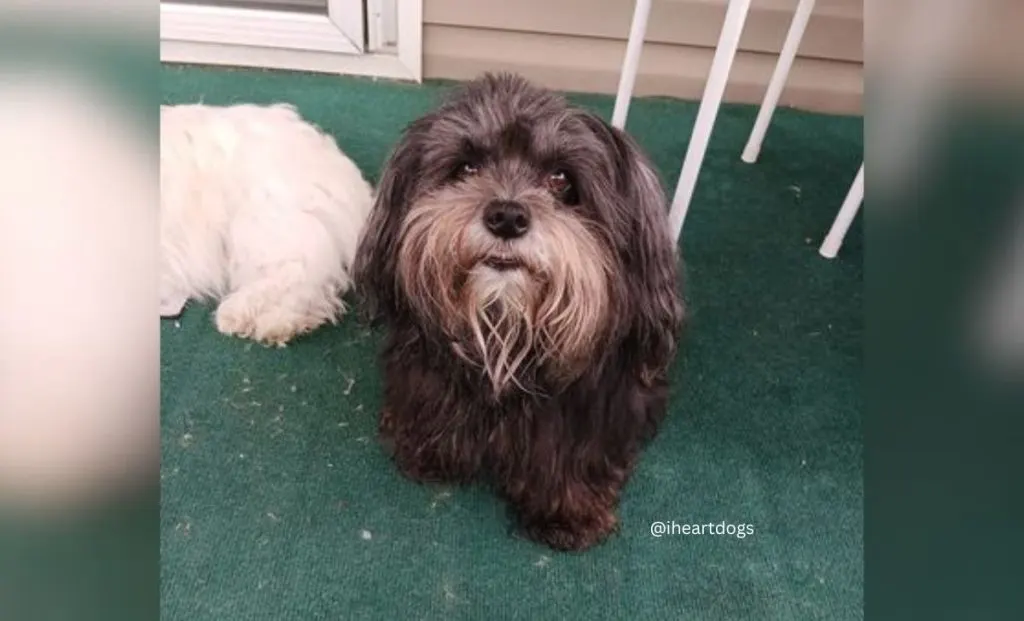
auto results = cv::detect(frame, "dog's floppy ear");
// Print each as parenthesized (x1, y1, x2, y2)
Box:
(583, 112, 685, 376)
(353, 120, 428, 322)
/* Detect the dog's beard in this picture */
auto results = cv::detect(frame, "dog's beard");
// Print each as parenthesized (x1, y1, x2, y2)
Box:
(396, 184, 613, 394)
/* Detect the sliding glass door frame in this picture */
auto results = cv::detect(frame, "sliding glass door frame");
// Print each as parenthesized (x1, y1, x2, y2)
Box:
(160, 0, 422, 82)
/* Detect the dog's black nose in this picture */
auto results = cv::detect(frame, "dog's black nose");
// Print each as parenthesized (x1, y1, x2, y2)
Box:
(483, 200, 530, 239)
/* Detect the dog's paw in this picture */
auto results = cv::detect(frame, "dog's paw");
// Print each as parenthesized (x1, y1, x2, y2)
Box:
(393, 456, 451, 484)
(215, 295, 323, 346)
(386, 437, 477, 485)
(391, 447, 475, 485)
(160, 290, 189, 319)
(521, 509, 619, 552)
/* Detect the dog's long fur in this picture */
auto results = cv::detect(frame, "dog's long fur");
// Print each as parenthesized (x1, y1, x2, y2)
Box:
(354, 74, 685, 550)
(160, 103, 373, 345)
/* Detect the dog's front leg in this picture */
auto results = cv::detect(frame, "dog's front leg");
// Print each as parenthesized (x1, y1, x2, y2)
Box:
(503, 449, 633, 552)
(378, 403, 484, 485)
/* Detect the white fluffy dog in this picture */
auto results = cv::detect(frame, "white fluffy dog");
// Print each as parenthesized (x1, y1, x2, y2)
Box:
(160, 103, 373, 345)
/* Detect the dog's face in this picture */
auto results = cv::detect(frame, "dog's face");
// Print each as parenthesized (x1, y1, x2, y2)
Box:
(356, 74, 682, 394)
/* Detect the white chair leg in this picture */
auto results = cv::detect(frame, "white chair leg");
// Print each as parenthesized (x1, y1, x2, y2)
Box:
(669, 0, 752, 241)
(819, 163, 864, 259)
(741, 0, 816, 163)
(611, 0, 653, 129)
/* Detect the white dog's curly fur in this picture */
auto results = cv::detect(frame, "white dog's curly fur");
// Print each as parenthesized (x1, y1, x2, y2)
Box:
(160, 103, 373, 345)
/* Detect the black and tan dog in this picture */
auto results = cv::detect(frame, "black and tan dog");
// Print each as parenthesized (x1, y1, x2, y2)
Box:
(354, 73, 685, 551)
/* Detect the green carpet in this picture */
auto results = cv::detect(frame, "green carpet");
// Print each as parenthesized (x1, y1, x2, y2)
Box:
(160, 65, 863, 620)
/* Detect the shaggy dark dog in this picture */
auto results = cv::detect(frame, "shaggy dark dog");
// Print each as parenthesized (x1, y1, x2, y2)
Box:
(353, 73, 685, 551)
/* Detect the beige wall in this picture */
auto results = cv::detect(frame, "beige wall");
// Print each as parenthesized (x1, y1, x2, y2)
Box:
(422, 0, 863, 115)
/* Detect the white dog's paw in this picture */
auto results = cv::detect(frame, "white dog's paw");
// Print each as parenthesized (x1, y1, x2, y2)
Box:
(160, 283, 190, 318)
(215, 293, 329, 347)
(160, 293, 188, 318)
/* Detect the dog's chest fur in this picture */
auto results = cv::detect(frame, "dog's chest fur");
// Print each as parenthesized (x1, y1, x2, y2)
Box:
(380, 324, 666, 476)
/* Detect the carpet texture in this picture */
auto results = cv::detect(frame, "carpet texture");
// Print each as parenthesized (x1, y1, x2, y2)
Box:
(160, 65, 863, 620)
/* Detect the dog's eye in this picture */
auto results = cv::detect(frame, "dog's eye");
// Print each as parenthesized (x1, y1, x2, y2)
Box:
(458, 162, 479, 177)
(547, 170, 573, 198)
(547, 170, 579, 206)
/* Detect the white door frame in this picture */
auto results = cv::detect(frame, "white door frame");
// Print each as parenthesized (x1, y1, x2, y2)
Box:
(160, 0, 422, 82)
